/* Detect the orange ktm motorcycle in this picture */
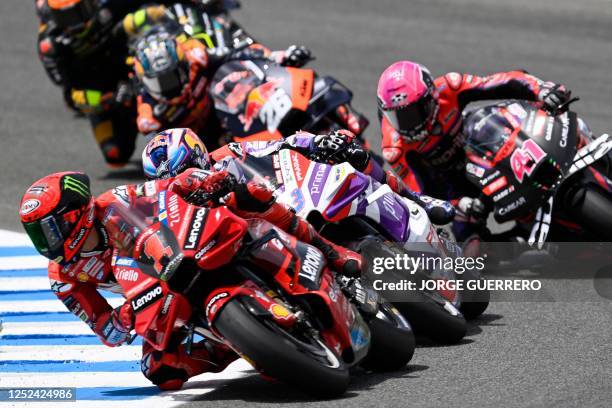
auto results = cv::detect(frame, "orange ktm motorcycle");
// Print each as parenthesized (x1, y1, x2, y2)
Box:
(210, 59, 370, 145)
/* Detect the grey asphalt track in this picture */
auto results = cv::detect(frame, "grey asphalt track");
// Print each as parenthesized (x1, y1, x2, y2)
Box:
(1, 0, 611, 406)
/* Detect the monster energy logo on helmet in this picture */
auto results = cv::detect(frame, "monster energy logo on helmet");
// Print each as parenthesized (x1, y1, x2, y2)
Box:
(63, 175, 90, 198)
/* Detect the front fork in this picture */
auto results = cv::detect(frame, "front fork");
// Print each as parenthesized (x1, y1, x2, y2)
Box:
(335, 275, 380, 319)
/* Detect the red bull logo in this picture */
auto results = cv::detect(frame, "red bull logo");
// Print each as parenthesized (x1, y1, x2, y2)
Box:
(242, 78, 284, 132)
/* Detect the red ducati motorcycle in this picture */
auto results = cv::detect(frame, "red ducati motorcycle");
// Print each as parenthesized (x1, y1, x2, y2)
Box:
(106, 191, 414, 397)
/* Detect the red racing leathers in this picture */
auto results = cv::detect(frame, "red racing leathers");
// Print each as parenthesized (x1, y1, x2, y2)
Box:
(381, 71, 552, 197)
(380, 71, 567, 240)
(48, 169, 358, 389)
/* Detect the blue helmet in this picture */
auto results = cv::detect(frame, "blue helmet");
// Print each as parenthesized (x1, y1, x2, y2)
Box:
(142, 128, 210, 179)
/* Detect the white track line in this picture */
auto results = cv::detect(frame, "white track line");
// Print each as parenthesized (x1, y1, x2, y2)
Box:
(0, 298, 123, 314)
(0, 360, 251, 387)
(1, 321, 96, 336)
(0, 229, 35, 247)
(0, 360, 253, 407)
(0, 276, 50, 292)
(0, 230, 255, 407)
(0, 345, 142, 362)
(0, 255, 48, 270)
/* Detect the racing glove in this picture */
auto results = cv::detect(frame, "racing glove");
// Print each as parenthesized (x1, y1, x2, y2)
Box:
(457, 196, 488, 221)
(137, 102, 162, 134)
(180, 170, 239, 206)
(312, 130, 370, 171)
(101, 303, 134, 346)
(275, 45, 312, 67)
(117, 302, 135, 331)
(538, 83, 571, 114)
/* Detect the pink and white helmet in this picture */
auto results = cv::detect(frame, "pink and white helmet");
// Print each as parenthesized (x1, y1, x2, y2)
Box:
(377, 61, 437, 140)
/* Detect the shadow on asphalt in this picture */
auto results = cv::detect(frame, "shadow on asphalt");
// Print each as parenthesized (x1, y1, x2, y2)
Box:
(183, 365, 429, 403)
(465, 313, 505, 337)
(412, 313, 504, 347)
(415, 337, 475, 348)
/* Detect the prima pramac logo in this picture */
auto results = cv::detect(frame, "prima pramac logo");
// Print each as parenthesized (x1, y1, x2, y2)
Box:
(63, 176, 89, 198)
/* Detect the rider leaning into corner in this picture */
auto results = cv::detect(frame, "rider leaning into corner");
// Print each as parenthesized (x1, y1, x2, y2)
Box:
(35, 0, 240, 167)
(18, 165, 361, 389)
(141, 128, 457, 228)
(132, 16, 313, 144)
(376, 60, 593, 242)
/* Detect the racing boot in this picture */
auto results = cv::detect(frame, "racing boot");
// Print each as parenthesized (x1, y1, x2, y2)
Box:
(142, 340, 238, 390)
(289, 215, 363, 278)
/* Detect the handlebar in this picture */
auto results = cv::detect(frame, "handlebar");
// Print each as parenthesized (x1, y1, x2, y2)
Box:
(555, 96, 580, 115)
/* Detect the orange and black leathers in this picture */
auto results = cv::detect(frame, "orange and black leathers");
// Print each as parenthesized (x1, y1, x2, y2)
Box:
(381, 71, 546, 200)
(136, 41, 282, 139)
(36, 1, 180, 166)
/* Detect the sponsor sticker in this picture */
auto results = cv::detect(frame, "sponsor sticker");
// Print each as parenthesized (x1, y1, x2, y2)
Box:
(483, 176, 508, 196)
(20, 199, 40, 215)
(160, 294, 174, 315)
(205, 292, 228, 317)
(195, 239, 216, 260)
(184, 208, 207, 250)
(144, 181, 156, 197)
(492, 185, 515, 202)
(269, 304, 292, 320)
(132, 284, 163, 313)
(112, 186, 130, 207)
(115, 268, 139, 282)
(466, 163, 485, 178)
(498, 196, 527, 216)
(298, 245, 324, 288)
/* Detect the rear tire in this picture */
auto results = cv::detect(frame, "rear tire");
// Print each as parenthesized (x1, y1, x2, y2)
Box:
(214, 298, 350, 398)
(457, 269, 490, 320)
(360, 303, 415, 372)
(392, 291, 467, 344)
(357, 237, 467, 344)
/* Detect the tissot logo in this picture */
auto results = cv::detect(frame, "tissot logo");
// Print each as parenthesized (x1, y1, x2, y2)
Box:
(184, 208, 207, 250)
(131, 284, 163, 312)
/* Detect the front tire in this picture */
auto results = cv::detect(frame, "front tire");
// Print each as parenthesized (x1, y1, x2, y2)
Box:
(214, 298, 350, 398)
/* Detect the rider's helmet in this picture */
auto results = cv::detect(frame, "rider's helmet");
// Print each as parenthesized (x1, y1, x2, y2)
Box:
(142, 128, 210, 179)
(20, 172, 95, 265)
(377, 60, 438, 141)
(47, 0, 97, 34)
(133, 26, 191, 104)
